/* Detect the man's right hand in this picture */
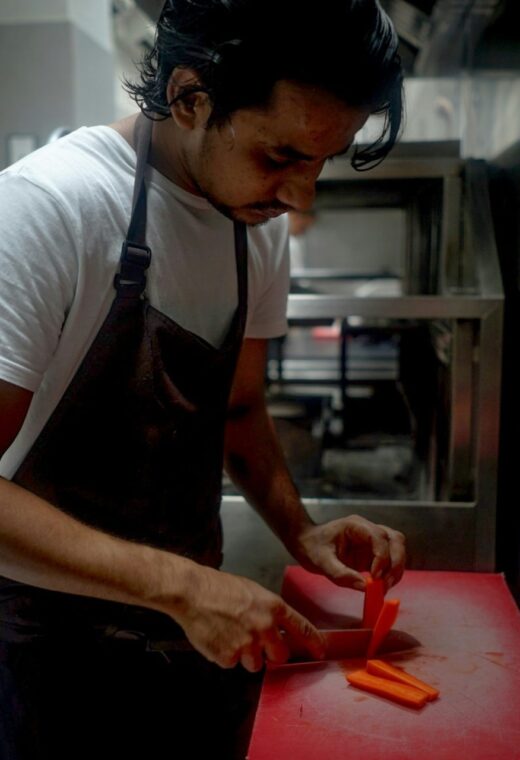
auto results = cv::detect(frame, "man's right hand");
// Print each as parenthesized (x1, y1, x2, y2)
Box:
(172, 565, 325, 672)
(0, 376, 322, 674)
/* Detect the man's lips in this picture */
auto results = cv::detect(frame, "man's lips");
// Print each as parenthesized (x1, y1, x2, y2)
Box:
(246, 205, 291, 218)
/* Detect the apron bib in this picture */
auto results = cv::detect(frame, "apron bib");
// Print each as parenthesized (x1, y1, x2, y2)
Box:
(0, 114, 248, 641)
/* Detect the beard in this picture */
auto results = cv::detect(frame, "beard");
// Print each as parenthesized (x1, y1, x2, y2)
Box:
(199, 189, 290, 226)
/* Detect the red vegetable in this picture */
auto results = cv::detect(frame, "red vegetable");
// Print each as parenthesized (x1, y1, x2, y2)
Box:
(362, 576, 385, 629)
(367, 660, 439, 701)
(367, 599, 400, 658)
(347, 669, 428, 708)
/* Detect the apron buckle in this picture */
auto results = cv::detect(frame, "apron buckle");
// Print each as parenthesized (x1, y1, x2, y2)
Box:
(114, 240, 152, 296)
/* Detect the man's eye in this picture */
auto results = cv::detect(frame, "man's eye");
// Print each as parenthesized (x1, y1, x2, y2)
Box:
(265, 155, 293, 169)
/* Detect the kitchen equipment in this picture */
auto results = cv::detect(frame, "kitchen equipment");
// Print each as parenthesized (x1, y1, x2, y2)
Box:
(223, 143, 504, 593)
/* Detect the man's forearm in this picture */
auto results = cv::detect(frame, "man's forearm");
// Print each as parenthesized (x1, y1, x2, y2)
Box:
(0, 476, 196, 616)
(0, 476, 325, 669)
(224, 402, 314, 551)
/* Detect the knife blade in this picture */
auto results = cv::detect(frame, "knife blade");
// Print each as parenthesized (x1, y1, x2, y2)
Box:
(286, 627, 420, 662)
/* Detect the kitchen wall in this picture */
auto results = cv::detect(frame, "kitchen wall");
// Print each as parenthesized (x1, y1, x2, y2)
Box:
(0, 0, 115, 169)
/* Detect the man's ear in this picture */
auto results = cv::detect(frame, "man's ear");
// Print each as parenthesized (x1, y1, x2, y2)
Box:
(166, 67, 212, 129)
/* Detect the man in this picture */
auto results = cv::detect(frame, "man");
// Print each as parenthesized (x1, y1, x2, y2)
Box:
(0, 0, 405, 757)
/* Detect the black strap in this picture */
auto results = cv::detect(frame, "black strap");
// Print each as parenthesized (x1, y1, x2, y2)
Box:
(115, 113, 248, 308)
(127, 114, 153, 246)
(233, 222, 248, 329)
(114, 113, 153, 298)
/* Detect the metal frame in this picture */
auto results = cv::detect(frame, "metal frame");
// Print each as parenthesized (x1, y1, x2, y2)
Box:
(258, 153, 503, 572)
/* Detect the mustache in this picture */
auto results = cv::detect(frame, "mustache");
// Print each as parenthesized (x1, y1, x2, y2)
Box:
(246, 201, 291, 213)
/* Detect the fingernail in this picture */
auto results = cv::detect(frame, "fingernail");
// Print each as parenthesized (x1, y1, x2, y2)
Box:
(353, 580, 366, 591)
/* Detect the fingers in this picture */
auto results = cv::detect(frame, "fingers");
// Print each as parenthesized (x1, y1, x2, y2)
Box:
(240, 627, 291, 672)
(368, 523, 406, 589)
(240, 647, 265, 673)
(381, 526, 406, 590)
(277, 603, 325, 660)
(181, 571, 326, 673)
(368, 527, 393, 580)
(217, 608, 311, 672)
(316, 515, 406, 590)
(263, 627, 291, 665)
(312, 550, 366, 591)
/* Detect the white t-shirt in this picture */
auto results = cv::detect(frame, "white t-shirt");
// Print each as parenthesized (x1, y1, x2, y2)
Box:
(0, 126, 289, 478)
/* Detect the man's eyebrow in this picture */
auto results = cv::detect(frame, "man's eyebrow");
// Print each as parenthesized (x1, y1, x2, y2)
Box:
(271, 143, 352, 162)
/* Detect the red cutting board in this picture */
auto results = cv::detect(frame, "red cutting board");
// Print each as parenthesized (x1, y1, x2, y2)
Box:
(247, 568, 520, 760)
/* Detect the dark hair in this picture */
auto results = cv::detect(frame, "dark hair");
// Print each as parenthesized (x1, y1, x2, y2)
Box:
(125, 0, 403, 169)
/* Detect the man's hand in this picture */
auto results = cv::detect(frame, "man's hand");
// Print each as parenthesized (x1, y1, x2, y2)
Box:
(287, 515, 406, 592)
(173, 566, 325, 672)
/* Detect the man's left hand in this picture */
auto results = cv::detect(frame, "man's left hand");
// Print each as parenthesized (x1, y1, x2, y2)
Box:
(289, 515, 406, 592)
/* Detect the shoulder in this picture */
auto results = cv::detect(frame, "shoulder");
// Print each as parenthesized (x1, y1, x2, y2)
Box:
(0, 126, 135, 223)
(0, 127, 138, 269)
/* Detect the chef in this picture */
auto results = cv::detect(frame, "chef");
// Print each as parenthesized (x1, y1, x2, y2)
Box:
(0, 0, 406, 757)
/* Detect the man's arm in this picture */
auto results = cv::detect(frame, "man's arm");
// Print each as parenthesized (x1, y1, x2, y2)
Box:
(0, 378, 323, 671)
(0, 377, 201, 614)
(224, 339, 406, 591)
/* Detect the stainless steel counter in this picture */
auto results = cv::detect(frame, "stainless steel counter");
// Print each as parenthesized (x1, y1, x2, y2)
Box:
(228, 146, 503, 581)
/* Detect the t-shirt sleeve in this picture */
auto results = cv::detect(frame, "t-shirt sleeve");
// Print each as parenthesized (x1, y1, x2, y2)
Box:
(0, 173, 78, 391)
(245, 215, 290, 339)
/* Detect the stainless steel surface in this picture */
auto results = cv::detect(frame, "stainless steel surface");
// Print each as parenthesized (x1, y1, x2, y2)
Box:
(133, 0, 163, 22)
(221, 496, 477, 588)
(414, 0, 503, 76)
(290, 269, 399, 281)
(319, 156, 462, 182)
(382, 0, 431, 50)
(261, 148, 504, 576)
(286, 294, 501, 319)
(441, 175, 466, 292)
(445, 320, 475, 500)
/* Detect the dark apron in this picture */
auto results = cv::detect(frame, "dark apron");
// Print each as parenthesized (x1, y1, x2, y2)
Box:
(0, 115, 253, 759)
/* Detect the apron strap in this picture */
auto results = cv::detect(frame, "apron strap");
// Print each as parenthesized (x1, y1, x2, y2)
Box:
(114, 112, 249, 312)
(233, 222, 248, 330)
(128, 114, 153, 246)
(114, 113, 153, 298)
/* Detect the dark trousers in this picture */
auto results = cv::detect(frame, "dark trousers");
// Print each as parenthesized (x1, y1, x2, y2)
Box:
(0, 635, 261, 760)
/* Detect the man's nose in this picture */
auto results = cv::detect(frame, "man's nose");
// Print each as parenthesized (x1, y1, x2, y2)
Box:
(275, 165, 321, 212)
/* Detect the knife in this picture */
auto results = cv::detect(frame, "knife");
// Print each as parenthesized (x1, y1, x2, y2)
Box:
(286, 627, 420, 662)
(143, 627, 419, 662)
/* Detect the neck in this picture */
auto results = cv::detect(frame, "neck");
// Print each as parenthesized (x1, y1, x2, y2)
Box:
(109, 112, 200, 195)
(150, 117, 200, 194)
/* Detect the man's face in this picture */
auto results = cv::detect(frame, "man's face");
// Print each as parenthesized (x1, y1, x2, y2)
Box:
(186, 81, 370, 226)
